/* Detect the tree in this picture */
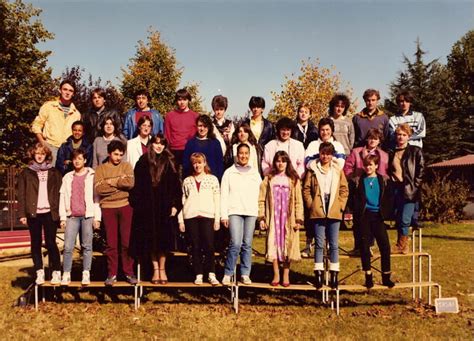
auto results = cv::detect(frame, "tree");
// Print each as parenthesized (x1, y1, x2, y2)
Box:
(120, 29, 203, 116)
(61, 66, 126, 115)
(271, 59, 353, 123)
(444, 30, 474, 155)
(387, 39, 455, 164)
(0, 0, 56, 167)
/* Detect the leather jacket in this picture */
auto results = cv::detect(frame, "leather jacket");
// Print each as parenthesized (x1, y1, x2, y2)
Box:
(291, 120, 319, 149)
(83, 107, 123, 144)
(354, 174, 393, 220)
(244, 117, 275, 148)
(389, 145, 424, 201)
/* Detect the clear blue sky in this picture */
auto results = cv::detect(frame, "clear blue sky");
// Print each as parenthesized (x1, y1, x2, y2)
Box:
(31, 0, 473, 116)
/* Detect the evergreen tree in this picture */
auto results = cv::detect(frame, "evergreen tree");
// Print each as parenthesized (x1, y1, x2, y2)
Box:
(387, 39, 455, 164)
(0, 0, 56, 167)
(445, 30, 474, 154)
(120, 29, 203, 116)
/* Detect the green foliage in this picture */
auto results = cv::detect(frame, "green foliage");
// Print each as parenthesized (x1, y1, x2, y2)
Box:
(120, 29, 203, 116)
(271, 59, 353, 123)
(0, 0, 56, 167)
(386, 39, 456, 164)
(420, 173, 470, 223)
(444, 30, 474, 155)
(61, 65, 126, 115)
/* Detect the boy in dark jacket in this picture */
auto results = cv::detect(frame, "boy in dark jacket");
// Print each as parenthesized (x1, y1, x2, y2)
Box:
(354, 154, 394, 288)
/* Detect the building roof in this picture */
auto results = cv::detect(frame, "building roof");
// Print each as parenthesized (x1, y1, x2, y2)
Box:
(429, 154, 474, 168)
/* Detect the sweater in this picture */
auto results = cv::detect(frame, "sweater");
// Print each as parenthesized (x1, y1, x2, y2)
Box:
(220, 164, 262, 219)
(388, 110, 426, 149)
(178, 174, 220, 223)
(94, 161, 134, 208)
(164, 109, 199, 151)
(330, 116, 355, 155)
(183, 137, 224, 180)
(92, 135, 127, 169)
(353, 108, 389, 148)
(59, 167, 101, 221)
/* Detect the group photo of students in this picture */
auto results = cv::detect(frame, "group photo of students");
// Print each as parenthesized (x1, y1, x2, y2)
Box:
(17, 80, 426, 290)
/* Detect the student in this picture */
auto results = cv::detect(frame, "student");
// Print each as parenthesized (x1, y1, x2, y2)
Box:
(84, 88, 123, 144)
(244, 96, 275, 150)
(164, 88, 199, 166)
(126, 116, 153, 169)
(389, 123, 424, 254)
(183, 115, 224, 181)
(227, 122, 261, 172)
(354, 154, 394, 288)
(211, 95, 235, 155)
(353, 89, 389, 148)
(328, 93, 354, 156)
(94, 141, 137, 286)
(221, 144, 262, 285)
(388, 91, 426, 150)
(305, 117, 346, 169)
(31, 79, 81, 165)
(123, 89, 163, 140)
(59, 149, 101, 286)
(262, 117, 305, 179)
(92, 114, 127, 169)
(291, 103, 319, 149)
(303, 142, 348, 289)
(343, 128, 389, 255)
(17, 143, 62, 285)
(56, 120, 93, 175)
(130, 134, 182, 284)
(258, 151, 303, 287)
(302, 117, 345, 257)
(179, 153, 220, 285)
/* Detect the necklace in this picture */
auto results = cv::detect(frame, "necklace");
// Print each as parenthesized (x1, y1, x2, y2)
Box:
(368, 177, 376, 188)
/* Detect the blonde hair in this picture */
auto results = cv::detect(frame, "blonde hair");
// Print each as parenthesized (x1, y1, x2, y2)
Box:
(27, 143, 52, 163)
(395, 123, 413, 137)
(190, 152, 212, 175)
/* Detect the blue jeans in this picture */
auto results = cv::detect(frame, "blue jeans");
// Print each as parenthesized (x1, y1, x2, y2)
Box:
(394, 185, 416, 236)
(314, 218, 340, 264)
(63, 216, 93, 272)
(224, 215, 257, 276)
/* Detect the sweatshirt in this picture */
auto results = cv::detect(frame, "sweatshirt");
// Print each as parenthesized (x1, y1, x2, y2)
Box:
(94, 161, 134, 208)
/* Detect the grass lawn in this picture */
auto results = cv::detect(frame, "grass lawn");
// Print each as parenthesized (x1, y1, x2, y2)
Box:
(1, 222, 473, 340)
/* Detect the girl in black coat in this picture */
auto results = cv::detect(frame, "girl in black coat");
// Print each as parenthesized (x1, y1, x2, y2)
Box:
(130, 134, 182, 284)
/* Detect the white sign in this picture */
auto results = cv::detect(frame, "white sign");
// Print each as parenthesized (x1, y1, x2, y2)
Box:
(435, 298, 459, 314)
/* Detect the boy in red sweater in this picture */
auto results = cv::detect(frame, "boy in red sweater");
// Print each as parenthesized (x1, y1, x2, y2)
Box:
(164, 88, 199, 167)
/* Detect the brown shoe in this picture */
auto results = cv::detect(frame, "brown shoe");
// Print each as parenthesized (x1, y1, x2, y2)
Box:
(392, 235, 402, 254)
(400, 236, 410, 254)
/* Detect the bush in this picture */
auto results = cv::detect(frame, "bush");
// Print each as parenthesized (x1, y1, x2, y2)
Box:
(420, 173, 470, 223)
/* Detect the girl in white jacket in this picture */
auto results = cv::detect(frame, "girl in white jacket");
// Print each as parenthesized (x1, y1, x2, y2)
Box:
(179, 153, 220, 285)
(59, 149, 101, 286)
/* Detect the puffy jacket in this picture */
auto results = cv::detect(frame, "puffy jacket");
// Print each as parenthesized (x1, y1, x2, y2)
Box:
(17, 167, 62, 221)
(389, 145, 424, 201)
(123, 108, 164, 140)
(55, 136, 93, 175)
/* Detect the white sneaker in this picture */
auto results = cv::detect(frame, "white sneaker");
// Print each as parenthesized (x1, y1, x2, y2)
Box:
(60, 272, 71, 286)
(35, 269, 45, 285)
(241, 275, 252, 285)
(51, 270, 61, 285)
(194, 274, 203, 285)
(208, 273, 219, 286)
(221, 275, 231, 286)
(81, 270, 90, 286)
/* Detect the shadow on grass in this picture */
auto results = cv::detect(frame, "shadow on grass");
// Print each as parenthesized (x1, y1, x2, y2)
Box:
(422, 234, 474, 242)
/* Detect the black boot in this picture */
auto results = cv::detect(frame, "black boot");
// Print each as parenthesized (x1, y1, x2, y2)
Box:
(314, 270, 323, 289)
(365, 272, 374, 289)
(382, 272, 395, 288)
(329, 271, 338, 289)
